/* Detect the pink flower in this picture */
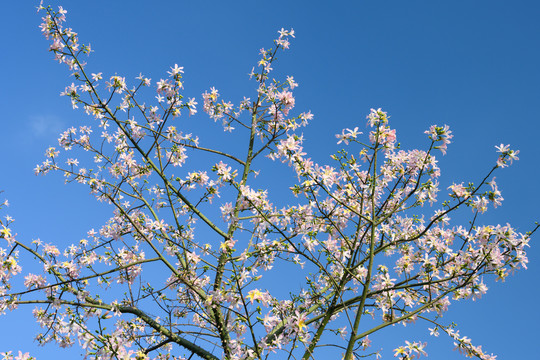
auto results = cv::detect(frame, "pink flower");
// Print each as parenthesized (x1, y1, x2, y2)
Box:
(246, 289, 271, 306)
(15, 351, 32, 360)
(168, 63, 184, 76)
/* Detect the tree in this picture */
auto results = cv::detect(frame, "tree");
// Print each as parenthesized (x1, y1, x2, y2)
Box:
(0, 4, 536, 360)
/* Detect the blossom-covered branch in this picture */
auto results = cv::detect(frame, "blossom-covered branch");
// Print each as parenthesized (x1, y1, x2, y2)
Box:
(0, 4, 535, 360)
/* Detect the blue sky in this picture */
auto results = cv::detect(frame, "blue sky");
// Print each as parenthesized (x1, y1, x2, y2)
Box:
(1, 1, 539, 358)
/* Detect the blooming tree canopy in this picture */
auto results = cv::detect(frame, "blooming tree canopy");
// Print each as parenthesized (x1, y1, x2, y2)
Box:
(0, 4, 536, 360)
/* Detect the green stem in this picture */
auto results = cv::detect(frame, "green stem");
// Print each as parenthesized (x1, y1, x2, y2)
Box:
(344, 137, 379, 359)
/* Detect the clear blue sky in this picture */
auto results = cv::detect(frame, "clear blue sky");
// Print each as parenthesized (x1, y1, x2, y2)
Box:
(1, 1, 539, 358)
